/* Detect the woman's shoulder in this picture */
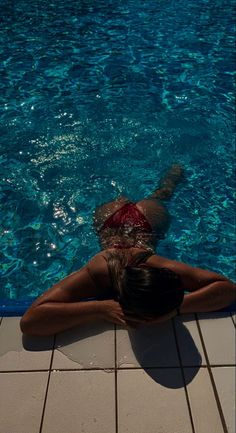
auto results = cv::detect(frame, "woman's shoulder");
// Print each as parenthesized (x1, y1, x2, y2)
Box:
(87, 251, 109, 267)
(146, 254, 186, 268)
(87, 252, 111, 289)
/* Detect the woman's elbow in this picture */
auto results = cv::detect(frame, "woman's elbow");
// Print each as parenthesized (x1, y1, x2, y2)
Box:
(20, 312, 35, 335)
(20, 315, 31, 334)
(219, 280, 236, 306)
(20, 309, 50, 336)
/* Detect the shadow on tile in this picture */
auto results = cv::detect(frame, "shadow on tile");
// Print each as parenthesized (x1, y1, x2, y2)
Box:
(141, 368, 187, 389)
(22, 321, 114, 353)
(22, 334, 54, 351)
(197, 312, 232, 320)
(52, 321, 115, 369)
(128, 321, 201, 388)
(54, 321, 114, 347)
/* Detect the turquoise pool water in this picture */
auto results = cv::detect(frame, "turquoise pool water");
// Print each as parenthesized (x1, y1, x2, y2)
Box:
(0, 0, 235, 314)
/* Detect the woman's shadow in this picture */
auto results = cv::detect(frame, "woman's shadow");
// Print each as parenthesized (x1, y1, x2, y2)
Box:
(126, 316, 202, 388)
(21, 313, 219, 389)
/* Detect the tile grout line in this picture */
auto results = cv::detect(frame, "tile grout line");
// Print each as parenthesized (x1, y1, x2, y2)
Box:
(114, 325, 118, 433)
(1, 364, 235, 374)
(38, 334, 56, 433)
(172, 317, 196, 433)
(230, 312, 236, 328)
(1, 363, 235, 374)
(195, 314, 228, 433)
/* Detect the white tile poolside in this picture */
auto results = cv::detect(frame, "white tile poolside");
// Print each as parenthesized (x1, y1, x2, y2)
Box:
(212, 367, 236, 433)
(0, 317, 53, 371)
(42, 370, 116, 433)
(0, 371, 48, 433)
(197, 312, 235, 365)
(117, 368, 191, 433)
(184, 367, 224, 433)
(0, 312, 235, 433)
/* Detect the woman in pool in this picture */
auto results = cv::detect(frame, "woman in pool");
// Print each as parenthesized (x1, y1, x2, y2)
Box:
(20, 165, 236, 336)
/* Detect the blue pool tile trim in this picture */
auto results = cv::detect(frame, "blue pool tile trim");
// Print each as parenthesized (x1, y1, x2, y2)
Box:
(0, 299, 235, 317)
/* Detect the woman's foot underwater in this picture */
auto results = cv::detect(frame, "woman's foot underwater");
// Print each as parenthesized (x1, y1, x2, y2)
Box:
(149, 163, 185, 200)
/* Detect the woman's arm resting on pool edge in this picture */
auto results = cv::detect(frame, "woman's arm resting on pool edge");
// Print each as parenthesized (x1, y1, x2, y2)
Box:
(152, 255, 236, 313)
(20, 265, 109, 336)
(20, 262, 147, 336)
(180, 279, 236, 314)
(20, 299, 106, 336)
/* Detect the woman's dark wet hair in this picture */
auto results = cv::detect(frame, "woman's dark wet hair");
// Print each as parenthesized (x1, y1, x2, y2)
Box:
(107, 250, 184, 317)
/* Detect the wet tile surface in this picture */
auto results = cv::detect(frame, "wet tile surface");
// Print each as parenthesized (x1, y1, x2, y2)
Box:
(42, 370, 116, 433)
(0, 317, 53, 371)
(0, 371, 48, 433)
(52, 321, 115, 370)
(116, 320, 179, 368)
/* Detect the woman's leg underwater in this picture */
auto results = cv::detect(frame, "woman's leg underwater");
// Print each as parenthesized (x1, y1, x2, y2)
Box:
(148, 164, 184, 200)
(136, 164, 184, 235)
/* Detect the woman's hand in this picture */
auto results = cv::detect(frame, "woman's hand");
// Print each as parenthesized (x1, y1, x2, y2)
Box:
(99, 299, 148, 327)
(98, 300, 127, 326)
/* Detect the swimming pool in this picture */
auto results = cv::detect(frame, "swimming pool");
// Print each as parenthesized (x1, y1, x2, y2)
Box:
(1, 0, 235, 315)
